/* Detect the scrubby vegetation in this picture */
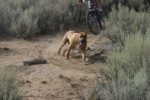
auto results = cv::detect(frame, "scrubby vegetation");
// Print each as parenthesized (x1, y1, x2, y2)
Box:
(89, 2, 150, 100)
(100, 0, 150, 12)
(103, 4, 150, 47)
(0, 0, 87, 38)
(96, 32, 150, 100)
(0, 67, 21, 100)
(0, 0, 149, 38)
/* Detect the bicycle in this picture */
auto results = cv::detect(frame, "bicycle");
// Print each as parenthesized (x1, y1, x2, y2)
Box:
(86, 0, 105, 35)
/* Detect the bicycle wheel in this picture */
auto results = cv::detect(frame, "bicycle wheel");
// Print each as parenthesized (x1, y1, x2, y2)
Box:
(86, 11, 101, 35)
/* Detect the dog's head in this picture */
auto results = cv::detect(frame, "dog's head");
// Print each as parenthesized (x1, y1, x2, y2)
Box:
(79, 32, 87, 48)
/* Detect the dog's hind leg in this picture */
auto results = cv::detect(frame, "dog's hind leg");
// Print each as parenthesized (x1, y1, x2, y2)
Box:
(67, 45, 72, 60)
(57, 38, 68, 54)
(63, 49, 68, 56)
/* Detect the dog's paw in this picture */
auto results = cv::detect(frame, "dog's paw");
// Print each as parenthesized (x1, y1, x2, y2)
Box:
(65, 59, 70, 63)
(83, 62, 89, 65)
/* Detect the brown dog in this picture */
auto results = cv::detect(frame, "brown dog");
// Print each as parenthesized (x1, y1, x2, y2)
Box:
(57, 30, 87, 63)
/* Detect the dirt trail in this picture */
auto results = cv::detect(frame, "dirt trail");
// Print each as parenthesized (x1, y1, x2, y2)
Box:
(0, 31, 112, 100)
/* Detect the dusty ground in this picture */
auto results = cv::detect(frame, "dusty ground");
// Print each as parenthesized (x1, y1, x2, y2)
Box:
(0, 31, 112, 100)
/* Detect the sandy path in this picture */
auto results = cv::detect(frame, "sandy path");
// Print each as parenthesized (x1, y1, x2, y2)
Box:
(0, 32, 111, 100)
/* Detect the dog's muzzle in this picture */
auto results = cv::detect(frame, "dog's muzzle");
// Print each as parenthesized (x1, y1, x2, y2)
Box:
(79, 39, 86, 48)
(81, 39, 86, 43)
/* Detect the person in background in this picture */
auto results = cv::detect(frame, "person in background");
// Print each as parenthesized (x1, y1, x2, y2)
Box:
(78, 0, 102, 12)
(92, 0, 102, 12)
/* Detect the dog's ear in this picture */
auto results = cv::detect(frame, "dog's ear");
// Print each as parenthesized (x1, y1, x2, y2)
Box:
(79, 32, 86, 35)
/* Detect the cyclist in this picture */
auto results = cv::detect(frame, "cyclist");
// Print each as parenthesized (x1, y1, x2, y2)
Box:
(78, 0, 102, 12)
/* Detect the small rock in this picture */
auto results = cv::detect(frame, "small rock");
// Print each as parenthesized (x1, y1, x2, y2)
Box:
(69, 92, 74, 95)
(80, 78, 88, 82)
(41, 81, 48, 84)
(86, 47, 92, 51)
(26, 80, 31, 83)
(58, 75, 71, 83)
(71, 83, 79, 88)
(4, 47, 9, 51)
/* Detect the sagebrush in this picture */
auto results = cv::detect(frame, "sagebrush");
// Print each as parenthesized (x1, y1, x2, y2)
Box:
(0, 67, 21, 100)
(89, 3, 150, 100)
(90, 30, 150, 100)
(103, 4, 150, 47)
(0, 0, 87, 38)
(100, 0, 150, 11)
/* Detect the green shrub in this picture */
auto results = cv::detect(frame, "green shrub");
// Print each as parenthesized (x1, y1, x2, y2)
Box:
(89, 4, 150, 100)
(90, 30, 150, 100)
(99, 0, 150, 11)
(0, 0, 87, 38)
(10, 9, 39, 38)
(103, 4, 150, 47)
(0, 67, 21, 100)
(0, 0, 149, 38)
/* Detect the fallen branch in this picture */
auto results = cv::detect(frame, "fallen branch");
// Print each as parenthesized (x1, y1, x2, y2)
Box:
(23, 58, 47, 66)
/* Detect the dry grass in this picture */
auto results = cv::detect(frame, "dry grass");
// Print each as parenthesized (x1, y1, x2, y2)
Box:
(0, 67, 21, 100)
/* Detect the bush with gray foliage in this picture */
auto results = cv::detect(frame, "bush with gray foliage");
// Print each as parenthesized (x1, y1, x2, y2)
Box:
(90, 30, 150, 100)
(0, 67, 21, 100)
(103, 4, 150, 47)
(89, 3, 150, 100)
(0, 0, 87, 38)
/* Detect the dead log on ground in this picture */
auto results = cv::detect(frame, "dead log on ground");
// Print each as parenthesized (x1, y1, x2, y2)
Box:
(23, 58, 47, 66)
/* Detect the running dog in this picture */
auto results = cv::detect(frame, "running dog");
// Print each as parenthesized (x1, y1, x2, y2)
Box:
(57, 30, 87, 63)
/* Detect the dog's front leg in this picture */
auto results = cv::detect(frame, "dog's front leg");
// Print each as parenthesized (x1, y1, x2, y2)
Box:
(82, 51, 86, 63)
